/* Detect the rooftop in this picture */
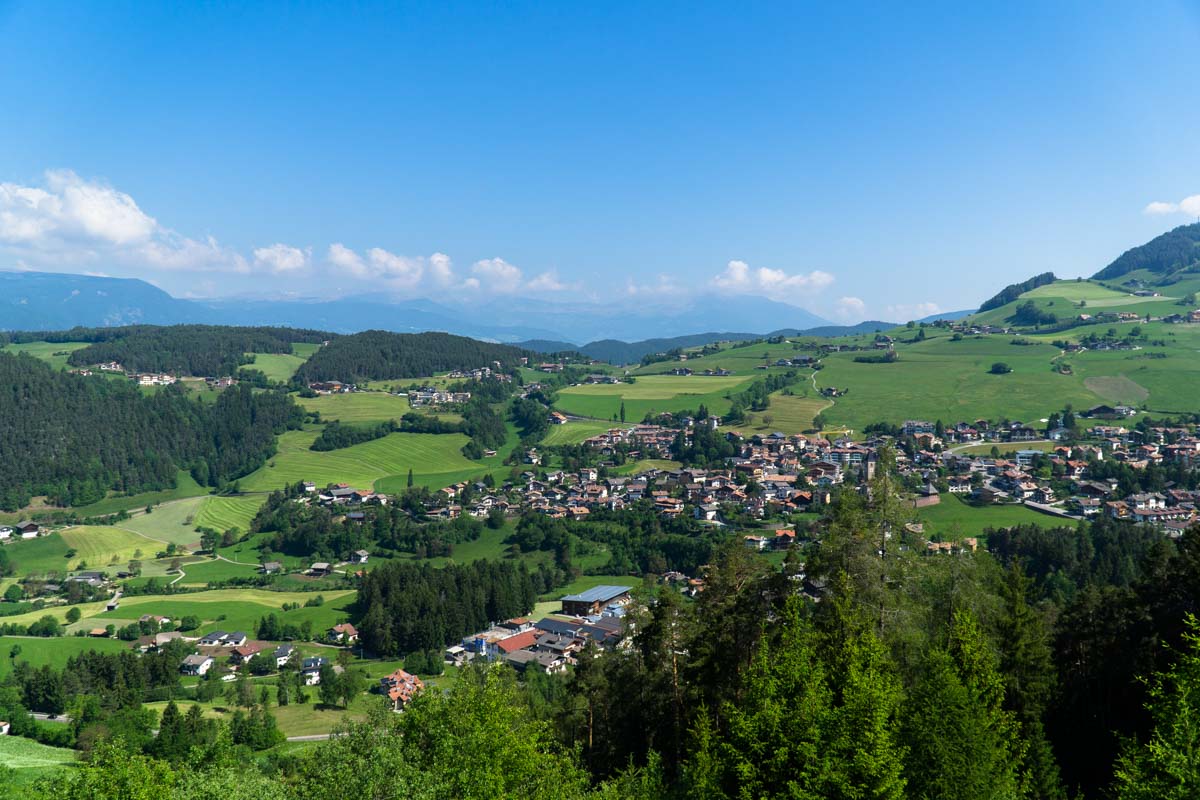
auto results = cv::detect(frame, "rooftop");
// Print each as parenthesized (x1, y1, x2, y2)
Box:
(561, 584, 633, 604)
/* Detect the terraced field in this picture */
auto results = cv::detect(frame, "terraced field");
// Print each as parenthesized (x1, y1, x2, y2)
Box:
(238, 428, 492, 492)
(555, 374, 753, 420)
(193, 495, 264, 532)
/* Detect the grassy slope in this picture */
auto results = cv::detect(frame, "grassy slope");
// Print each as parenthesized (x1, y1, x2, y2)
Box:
(727, 390, 829, 435)
(815, 332, 1100, 431)
(192, 495, 264, 533)
(239, 428, 492, 492)
(71, 471, 210, 518)
(0, 733, 77, 786)
(555, 374, 753, 420)
(2, 340, 90, 369)
(0, 635, 130, 678)
(247, 352, 308, 382)
(541, 420, 628, 445)
(298, 392, 411, 423)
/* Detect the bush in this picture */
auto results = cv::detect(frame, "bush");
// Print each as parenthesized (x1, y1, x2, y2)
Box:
(990, 362, 1012, 375)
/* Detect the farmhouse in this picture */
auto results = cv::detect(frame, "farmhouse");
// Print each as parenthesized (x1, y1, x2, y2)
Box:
(15, 521, 39, 538)
(328, 622, 359, 643)
(180, 655, 214, 676)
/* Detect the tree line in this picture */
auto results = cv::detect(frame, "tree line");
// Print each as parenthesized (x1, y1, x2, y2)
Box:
(294, 330, 532, 383)
(64, 325, 329, 377)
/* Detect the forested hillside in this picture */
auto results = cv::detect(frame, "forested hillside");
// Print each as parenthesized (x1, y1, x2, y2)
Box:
(64, 325, 329, 376)
(0, 353, 303, 508)
(293, 330, 532, 382)
(1093, 222, 1200, 280)
(978, 272, 1057, 311)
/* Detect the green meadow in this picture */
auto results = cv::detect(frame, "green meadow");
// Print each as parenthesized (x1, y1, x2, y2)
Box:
(815, 333, 1102, 431)
(247, 352, 308, 382)
(192, 495, 264, 533)
(298, 391, 411, 423)
(915, 494, 1060, 540)
(541, 419, 627, 445)
(2, 340, 91, 369)
(555, 374, 753, 420)
(238, 427, 496, 493)
(0, 635, 130, 678)
(0, 732, 78, 786)
(727, 390, 829, 435)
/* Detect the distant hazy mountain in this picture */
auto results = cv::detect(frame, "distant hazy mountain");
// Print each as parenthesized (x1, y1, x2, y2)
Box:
(518, 321, 915, 364)
(1093, 222, 1200, 281)
(0, 271, 199, 329)
(0, 270, 834, 342)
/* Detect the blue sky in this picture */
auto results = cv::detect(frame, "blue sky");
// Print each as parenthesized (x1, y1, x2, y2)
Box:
(0, 1, 1198, 322)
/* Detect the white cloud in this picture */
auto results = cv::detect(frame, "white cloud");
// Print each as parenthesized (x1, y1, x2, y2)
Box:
(428, 252, 455, 287)
(367, 247, 424, 288)
(527, 269, 567, 292)
(327, 243, 368, 277)
(834, 296, 867, 321)
(711, 259, 834, 302)
(1143, 194, 1200, 217)
(253, 243, 310, 273)
(471, 257, 523, 293)
(0, 170, 244, 272)
(885, 301, 941, 321)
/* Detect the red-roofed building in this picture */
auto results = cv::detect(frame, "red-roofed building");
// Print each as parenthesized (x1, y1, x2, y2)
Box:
(380, 668, 424, 710)
(328, 623, 359, 644)
(497, 629, 539, 654)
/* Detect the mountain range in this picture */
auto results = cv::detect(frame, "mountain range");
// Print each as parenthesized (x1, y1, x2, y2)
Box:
(0, 269, 893, 344)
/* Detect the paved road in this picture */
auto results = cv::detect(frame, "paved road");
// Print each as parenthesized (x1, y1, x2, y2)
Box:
(30, 712, 71, 724)
(1023, 500, 1082, 520)
(287, 733, 334, 742)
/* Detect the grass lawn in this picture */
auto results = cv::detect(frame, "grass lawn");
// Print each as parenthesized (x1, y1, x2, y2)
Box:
(0, 733, 77, 786)
(610, 459, 680, 476)
(193, 495, 265, 533)
(298, 392, 411, 423)
(144, 691, 386, 738)
(0, 634, 130, 678)
(915, 494, 1057, 540)
(239, 428, 490, 492)
(72, 471, 210, 518)
(541, 420, 628, 446)
(555, 374, 753, 420)
(2, 340, 90, 370)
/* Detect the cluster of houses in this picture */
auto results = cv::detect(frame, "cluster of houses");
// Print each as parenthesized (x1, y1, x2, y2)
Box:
(406, 387, 471, 407)
(448, 586, 632, 676)
(445, 365, 511, 382)
(173, 624, 359, 685)
(308, 380, 355, 394)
